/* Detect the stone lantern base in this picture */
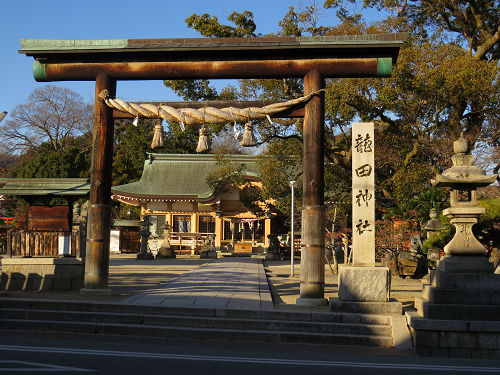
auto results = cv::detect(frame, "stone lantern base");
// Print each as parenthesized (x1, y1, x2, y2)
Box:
(407, 256, 500, 358)
(437, 255, 494, 273)
(156, 244, 176, 259)
(136, 252, 154, 260)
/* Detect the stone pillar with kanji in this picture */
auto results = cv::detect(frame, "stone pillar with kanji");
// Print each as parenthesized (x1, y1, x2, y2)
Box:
(337, 122, 392, 303)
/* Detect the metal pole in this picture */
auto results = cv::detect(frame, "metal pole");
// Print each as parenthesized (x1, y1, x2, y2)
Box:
(290, 181, 297, 277)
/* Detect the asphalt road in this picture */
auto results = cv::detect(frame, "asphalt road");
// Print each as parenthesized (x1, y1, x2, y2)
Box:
(1, 330, 500, 374)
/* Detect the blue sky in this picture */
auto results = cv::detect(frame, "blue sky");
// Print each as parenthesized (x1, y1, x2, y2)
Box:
(1, 0, 344, 120)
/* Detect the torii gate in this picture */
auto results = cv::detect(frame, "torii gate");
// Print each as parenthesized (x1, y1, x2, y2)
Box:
(20, 34, 407, 305)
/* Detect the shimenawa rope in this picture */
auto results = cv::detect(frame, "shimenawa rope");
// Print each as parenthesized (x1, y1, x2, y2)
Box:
(99, 89, 325, 126)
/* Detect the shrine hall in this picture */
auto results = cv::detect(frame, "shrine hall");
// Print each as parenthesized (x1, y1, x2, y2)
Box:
(111, 153, 288, 255)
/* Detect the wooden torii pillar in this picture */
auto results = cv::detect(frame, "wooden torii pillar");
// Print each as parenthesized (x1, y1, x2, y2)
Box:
(20, 34, 407, 299)
(81, 73, 116, 294)
(297, 69, 326, 306)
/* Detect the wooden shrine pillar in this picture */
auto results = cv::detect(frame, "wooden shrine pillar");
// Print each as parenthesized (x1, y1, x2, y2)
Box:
(81, 72, 116, 295)
(297, 69, 328, 306)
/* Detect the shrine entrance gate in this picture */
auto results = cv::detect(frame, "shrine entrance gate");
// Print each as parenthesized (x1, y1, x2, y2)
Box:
(20, 34, 407, 305)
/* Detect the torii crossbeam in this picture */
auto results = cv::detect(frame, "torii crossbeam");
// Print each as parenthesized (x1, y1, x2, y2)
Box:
(20, 34, 407, 304)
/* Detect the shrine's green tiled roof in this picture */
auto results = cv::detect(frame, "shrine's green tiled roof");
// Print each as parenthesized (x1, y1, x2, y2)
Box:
(111, 154, 260, 202)
(0, 178, 90, 197)
(113, 219, 142, 227)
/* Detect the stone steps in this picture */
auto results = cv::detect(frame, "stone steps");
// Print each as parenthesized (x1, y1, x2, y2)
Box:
(0, 298, 394, 347)
(0, 318, 393, 346)
(415, 296, 500, 321)
(0, 308, 392, 336)
(422, 283, 500, 305)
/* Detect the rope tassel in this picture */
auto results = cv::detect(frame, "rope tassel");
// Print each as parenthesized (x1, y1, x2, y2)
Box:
(196, 126, 210, 153)
(240, 122, 257, 147)
(151, 120, 164, 149)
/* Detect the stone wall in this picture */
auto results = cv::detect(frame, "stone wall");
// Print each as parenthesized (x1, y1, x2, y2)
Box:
(408, 313, 500, 359)
(0, 258, 84, 291)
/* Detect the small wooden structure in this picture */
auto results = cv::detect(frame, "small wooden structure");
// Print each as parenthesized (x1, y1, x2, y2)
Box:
(0, 178, 90, 257)
(112, 219, 141, 253)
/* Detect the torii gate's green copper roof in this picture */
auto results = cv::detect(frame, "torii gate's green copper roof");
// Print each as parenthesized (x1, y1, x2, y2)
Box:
(111, 154, 260, 203)
(20, 34, 408, 53)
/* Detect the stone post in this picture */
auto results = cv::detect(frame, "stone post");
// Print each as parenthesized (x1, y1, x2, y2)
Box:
(352, 122, 375, 267)
(337, 122, 392, 303)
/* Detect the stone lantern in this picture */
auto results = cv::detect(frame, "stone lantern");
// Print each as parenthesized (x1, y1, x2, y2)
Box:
(407, 133, 500, 358)
(422, 208, 441, 239)
(431, 133, 498, 271)
(157, 223, 176, 259)
(137, 216, 153, 260)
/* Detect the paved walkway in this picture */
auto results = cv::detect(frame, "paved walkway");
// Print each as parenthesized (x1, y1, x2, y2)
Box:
(121, 258, 274, 310)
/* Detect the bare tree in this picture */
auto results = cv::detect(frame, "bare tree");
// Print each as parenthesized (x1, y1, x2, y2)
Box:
(0, 85, 93, 154)
(211, 128, 252, 154)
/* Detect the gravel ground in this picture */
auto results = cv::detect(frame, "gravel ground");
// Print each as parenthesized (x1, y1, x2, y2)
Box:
(264, 259, 423, 311)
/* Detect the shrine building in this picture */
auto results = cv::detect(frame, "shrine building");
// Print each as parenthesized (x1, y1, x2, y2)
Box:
(111, 153, 287, 255)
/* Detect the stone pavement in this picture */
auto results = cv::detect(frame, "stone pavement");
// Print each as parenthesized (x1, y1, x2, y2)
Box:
(121, 257, 274, 310)
(0, 254, 423, 311)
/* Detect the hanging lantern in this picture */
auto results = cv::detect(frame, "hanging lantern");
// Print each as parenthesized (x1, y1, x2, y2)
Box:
(196, 126, 210, 153)
(240, 122, 257, 147)
(150, 120, 164, 149)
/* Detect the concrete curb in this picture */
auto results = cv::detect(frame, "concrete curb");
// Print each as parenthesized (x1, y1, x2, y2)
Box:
(391, 314, 413, 350)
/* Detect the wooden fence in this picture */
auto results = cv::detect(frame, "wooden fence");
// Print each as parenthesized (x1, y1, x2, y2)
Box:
(7, 230, 81, 257)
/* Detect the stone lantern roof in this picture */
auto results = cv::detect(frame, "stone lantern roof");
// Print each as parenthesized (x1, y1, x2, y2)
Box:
(423, 208, 442, 232)
(432, 133, 497, 188)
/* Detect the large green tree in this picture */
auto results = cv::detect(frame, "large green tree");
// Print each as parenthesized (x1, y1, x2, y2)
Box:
(10, 143, 91, 179)
(327, 0, 500, 60)
(112, 119, 157, 186)
(163, 3, 499, 231)
(323, 0, 500, 176)
(112, 118, 211, 187)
